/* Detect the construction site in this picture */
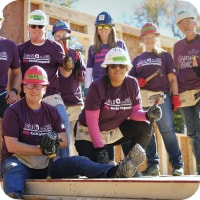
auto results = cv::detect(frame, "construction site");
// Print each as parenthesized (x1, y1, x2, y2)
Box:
(0, 0, 200, 199)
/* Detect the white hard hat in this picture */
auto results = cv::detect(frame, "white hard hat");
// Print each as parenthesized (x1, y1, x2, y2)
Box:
(27, 10, 48, 25)
(176, 10, 195, 24)
(101, 47, 132, 69)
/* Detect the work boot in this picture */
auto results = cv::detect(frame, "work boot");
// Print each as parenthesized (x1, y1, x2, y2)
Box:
(116, 143, 146, 178)
(142, 165, 160, 176)
(172, 166, 184, 176)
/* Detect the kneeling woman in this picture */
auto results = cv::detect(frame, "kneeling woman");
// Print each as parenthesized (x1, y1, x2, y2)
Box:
(75, 47, 162, 176)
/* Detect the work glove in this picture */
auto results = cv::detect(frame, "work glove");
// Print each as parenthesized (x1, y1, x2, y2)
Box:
(63, 54, 74, 71)
(146, 104, 162, 121)
(172, 95, 181, 111)
(40, 130, 60, 156)
(95, 147, 110, 164)
(137, 78, 147, 88)
(74, 51, 85, 82)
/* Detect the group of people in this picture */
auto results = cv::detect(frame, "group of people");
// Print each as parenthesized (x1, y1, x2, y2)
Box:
(0, 6, 200, 199)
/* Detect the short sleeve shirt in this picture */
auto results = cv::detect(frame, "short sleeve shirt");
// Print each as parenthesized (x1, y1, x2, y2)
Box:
(129, 51, 175, 94)
(86, 40, 128, 81)
(0, 37, 21, 93)
(58, 48, 86, 106)
(1, 98, 65, 161)
(173, 34, 200, 93)
(17, 39, 65, 97)
(79, 76, 141, 131)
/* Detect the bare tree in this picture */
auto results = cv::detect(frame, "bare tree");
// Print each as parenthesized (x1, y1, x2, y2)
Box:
(134, 0, 167, 27)
(44, 0, 78, 7)
(119, 0, 199, 38)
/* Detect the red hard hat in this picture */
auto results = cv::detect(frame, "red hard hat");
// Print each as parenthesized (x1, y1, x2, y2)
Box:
(22, 65, 49, 85)
(140, 22, 160, 36)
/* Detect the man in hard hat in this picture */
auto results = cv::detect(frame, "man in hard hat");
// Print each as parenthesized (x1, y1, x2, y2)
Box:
(17, 10, 71, 157)
(1, 65, 146, 199)
(174, 10, 200, 175)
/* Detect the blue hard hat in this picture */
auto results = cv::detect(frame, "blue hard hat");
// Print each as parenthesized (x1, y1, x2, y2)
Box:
(52, 20, 71, 35)
(95, 11, 114, 26)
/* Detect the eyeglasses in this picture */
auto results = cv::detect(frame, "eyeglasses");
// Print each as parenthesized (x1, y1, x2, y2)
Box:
(97, 24, 111, 30)
(30, 24, 45, 29)
(109, 64, 127, 69)
(25, 84, 44, 90)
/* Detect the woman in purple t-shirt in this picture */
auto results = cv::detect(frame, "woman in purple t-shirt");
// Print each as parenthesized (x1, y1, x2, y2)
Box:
(129, 22, 184, 176)
(75, 47, 162, 176)
(84, 11, 128, 163)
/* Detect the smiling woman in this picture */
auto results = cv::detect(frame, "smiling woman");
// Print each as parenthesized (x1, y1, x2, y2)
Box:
(74, 47, 162, 170)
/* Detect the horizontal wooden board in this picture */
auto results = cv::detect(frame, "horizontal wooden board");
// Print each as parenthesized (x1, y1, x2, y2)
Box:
(22, 176, 200, 200)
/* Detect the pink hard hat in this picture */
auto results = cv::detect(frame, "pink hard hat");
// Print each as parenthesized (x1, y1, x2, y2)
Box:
(22, 65, 49, 85)
(140, 22, 160, 37)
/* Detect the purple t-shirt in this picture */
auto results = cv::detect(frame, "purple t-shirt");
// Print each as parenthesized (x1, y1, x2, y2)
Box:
(1, 98, 65, 161)
(173, 34, 200, 93)
(79, 76, 141, 131)
(59, 48, 86, 106)
(87, 40, 127, 81)
(0, 36, 21, 93)
(129, 51, 175, 94)
(17, 39, 65, 97)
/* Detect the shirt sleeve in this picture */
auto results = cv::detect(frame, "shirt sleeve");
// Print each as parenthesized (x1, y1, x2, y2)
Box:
(85, 109, 104, 148)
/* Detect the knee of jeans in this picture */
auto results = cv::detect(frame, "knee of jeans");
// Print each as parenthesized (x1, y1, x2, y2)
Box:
(2, 162, 19, 175)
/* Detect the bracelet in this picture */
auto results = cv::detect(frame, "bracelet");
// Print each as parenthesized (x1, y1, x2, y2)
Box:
(11, 88, 18, 95)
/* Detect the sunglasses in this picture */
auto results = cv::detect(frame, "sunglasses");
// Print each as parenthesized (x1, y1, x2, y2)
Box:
(109, 64, 127, 69)
(97, 24, 111, 30)
(25, 84, 44, 90)
(30, 24, 45, 29)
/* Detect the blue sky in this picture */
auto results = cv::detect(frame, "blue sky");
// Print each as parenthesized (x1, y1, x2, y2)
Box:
(74, 0, 141, 21)
(74, 0, 199, 19)
(74, 0, 199, 38)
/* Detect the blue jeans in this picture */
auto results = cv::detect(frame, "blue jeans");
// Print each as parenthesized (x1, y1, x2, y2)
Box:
(2, 156, 114, 196)
(55, 104, 70, 157)
(179, 100, 200, 173)
(145, 95, 183, 169)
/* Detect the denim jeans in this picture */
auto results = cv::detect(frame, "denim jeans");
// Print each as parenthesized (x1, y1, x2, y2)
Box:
(179, 100, 200, 173)
(145, 94, 183, 169)
(2, 156, 114, 196)
(55, 104, 70, 157)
